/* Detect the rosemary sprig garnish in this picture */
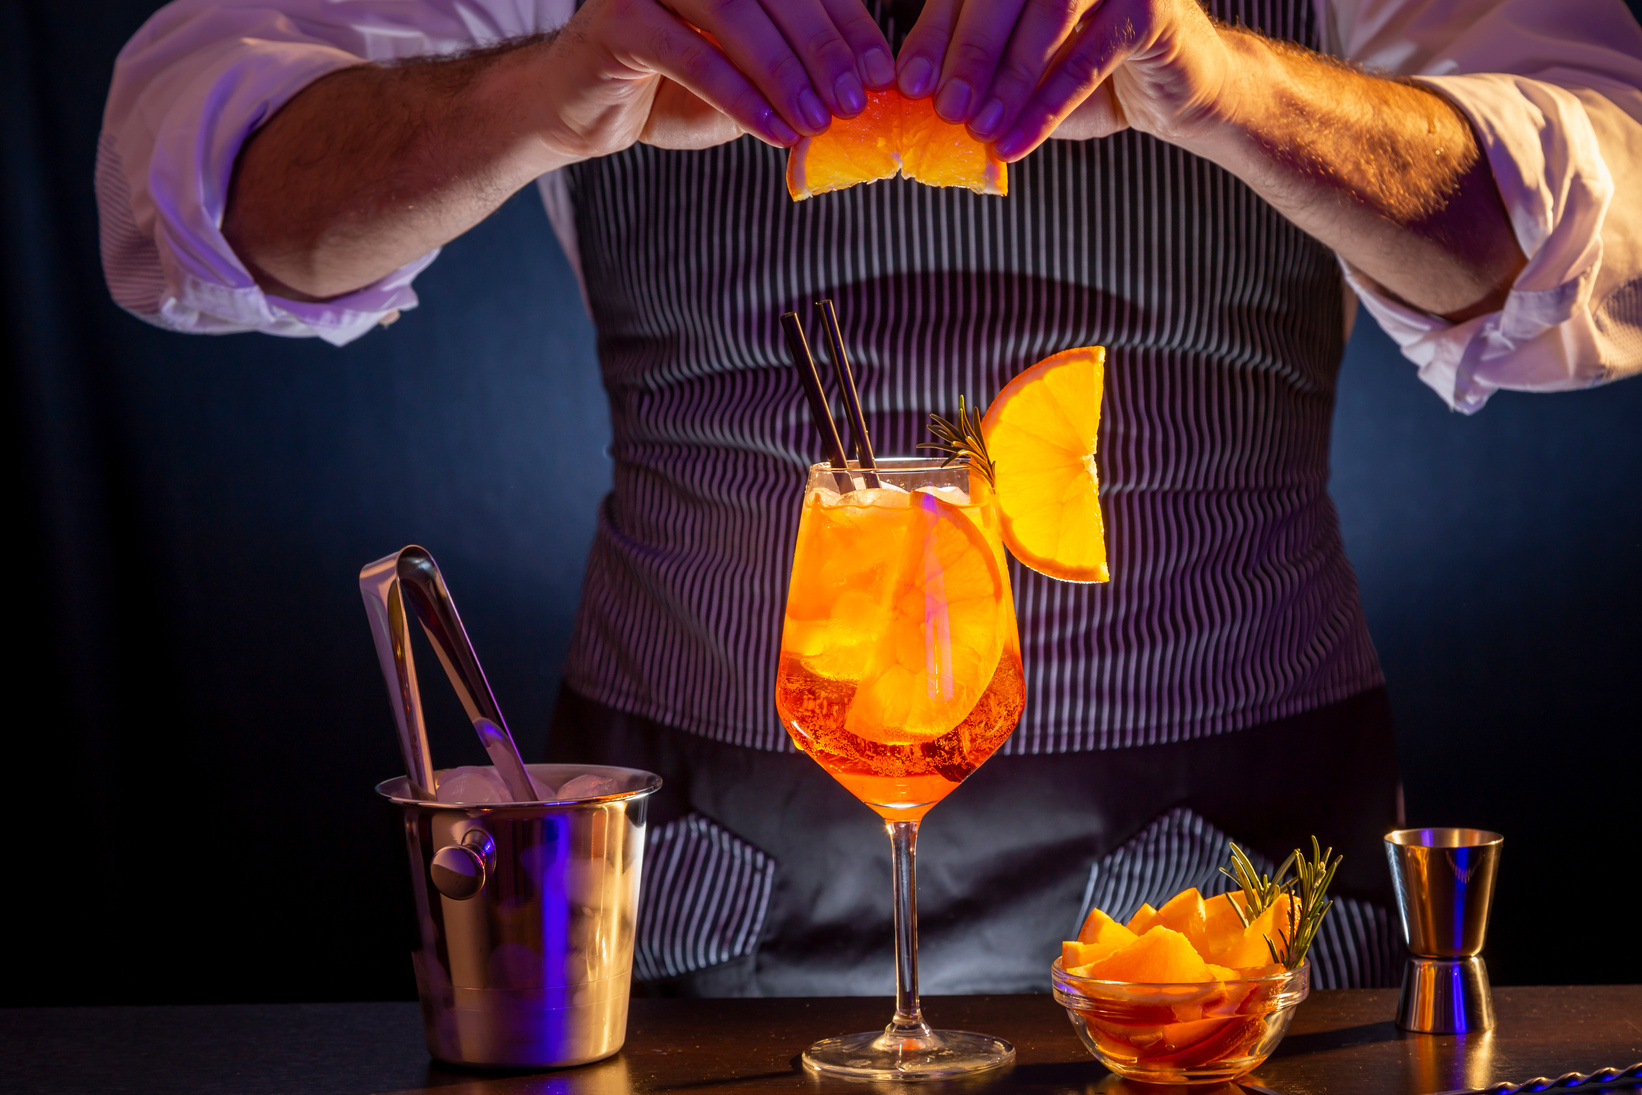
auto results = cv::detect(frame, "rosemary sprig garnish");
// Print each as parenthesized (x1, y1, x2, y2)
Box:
(919, 396, 997, 488)
(1219, 837, 1342, 970)
(1219, 841, 1293, 927)
(1269, 836, 1341, 969)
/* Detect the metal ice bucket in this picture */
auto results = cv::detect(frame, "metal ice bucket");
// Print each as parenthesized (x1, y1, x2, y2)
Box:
(378, 763, 660, 1068)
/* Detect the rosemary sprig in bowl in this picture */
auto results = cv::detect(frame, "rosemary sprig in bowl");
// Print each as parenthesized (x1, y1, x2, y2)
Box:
(919, 396, 997, 488)
(1219, 837, 1342, 969)
(1219, 841, 1291, 925)
(1272, 837, 1341, 968)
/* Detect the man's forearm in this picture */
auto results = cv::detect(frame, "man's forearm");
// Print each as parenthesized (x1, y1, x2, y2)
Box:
(1178, 31, 1527, 322)
(224, 37, 567, 302)
(221, 0, 895, 303)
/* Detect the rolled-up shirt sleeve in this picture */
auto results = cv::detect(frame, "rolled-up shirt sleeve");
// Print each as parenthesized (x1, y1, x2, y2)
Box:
(1328, 0, 1642, 412)
(98, 1, 557, 345)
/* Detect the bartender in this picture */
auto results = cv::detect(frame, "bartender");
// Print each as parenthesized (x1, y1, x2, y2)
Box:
(100, 0, 1642, 995)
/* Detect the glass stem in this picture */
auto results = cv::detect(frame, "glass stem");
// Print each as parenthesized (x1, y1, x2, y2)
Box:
(886, 819, 930, 1038)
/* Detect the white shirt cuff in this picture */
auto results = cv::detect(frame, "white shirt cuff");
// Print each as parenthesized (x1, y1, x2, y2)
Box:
(1341, 73, 1614, 413)
(157, 250, 439, 346)
(117, 39, 435, 345)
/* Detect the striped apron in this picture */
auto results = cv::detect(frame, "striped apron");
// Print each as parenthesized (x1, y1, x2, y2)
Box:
(553, 0, 1399, 992)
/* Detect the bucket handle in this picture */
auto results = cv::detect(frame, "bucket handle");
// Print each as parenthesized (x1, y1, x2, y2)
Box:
(430, 823, 496, 900)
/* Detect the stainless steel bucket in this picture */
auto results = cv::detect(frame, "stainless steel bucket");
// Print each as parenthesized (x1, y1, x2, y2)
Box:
(378, 763, 661, 1068)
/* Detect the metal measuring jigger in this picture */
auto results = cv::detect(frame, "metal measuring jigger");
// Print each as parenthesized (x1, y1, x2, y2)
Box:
(1385, 828, 1503, 1034)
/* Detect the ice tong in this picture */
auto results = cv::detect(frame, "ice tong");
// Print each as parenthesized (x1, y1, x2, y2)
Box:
(360, 545, 536, 801)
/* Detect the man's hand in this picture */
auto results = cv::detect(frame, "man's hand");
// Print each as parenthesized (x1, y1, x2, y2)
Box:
(226, 0, 895, 299)
(544, 0, 897, 159)
(895, 0, 1527, 322)
(640, 79, 746, 150)
(894, 0, 1231, 158)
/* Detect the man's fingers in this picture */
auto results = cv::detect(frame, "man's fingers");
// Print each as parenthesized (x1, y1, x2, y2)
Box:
(928, 0, 1031, 123)
(1049, 80, 1126, 140)
(641, 15, 802, 145)
(671, 0, 833, 134)
(820, 0, 896, 90)
(761, 0, 870, 118)
(641, 77, 747, 148)
(672, 0, 891, 129)
(994, 8, 1137, 159)
(895, 0, 961, 98)
(967, 0, 1090, 140)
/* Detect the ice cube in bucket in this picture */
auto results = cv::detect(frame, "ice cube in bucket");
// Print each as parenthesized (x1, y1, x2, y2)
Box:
(554, 773, 617, 800)
(434, 765, 511, 804)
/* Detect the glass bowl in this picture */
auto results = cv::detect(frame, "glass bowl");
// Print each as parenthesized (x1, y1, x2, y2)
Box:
(1051, 958, 1310, 1084)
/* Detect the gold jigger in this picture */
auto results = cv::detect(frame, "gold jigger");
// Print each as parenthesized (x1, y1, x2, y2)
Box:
(1385, 828, 1503, 1034)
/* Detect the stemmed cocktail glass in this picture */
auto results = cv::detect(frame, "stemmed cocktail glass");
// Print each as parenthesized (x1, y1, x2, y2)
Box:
(775, 455, 1026, 1080)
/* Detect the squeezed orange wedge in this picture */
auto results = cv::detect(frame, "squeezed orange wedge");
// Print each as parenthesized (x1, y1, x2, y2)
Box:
(787, 89, 1007, 201)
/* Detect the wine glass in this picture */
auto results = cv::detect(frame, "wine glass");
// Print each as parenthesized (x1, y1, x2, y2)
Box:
(775, 456, 1025, 1080)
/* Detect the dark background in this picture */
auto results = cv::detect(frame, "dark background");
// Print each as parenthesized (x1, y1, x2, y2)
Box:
(4, 1, 1639, 1006)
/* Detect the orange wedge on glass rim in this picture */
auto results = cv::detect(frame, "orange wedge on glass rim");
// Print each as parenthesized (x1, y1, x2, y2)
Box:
(787, 88, 1008, 200)
(980, 346, 1109, 583)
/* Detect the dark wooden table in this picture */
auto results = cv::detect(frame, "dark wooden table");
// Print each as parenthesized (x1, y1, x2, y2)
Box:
(4, 987, 1638, 1095)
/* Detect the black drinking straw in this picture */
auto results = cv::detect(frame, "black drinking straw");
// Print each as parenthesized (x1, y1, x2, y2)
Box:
(816, 299, 879, 487)
(780, 311, 854, 491)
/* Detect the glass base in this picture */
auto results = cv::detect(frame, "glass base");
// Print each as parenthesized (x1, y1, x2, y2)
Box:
(801, 1028, 1015, 1081)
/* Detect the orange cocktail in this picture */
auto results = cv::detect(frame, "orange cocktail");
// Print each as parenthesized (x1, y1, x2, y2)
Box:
(776, 460, 1024, 820)
(775, 456, 1023, 1081)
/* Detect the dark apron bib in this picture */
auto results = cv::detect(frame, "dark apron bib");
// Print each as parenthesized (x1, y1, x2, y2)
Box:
(560, 0, 1380, 756)
(557, 0, 1397, 993)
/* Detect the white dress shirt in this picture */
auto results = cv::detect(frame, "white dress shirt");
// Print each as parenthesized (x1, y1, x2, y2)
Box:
(98, 0, 1642, 412)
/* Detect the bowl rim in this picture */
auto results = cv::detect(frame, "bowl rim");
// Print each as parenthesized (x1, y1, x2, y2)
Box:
(1051, 955, 1309, 990)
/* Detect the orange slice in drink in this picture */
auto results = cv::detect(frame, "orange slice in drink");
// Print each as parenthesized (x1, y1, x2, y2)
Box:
(782, 485, 914, 680)
(787, 89, 1007, 201)
(845, 490, 1006, 743)
(981, 346, 1109, 583)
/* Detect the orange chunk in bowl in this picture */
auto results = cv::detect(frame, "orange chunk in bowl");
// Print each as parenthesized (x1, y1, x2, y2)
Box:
(1127, 903, 1166, 935)
(1066, 910, 1139, 971)
(1078, 907, 1139, 949)
(1204, 894, 1294, 970)
(1200, 891, 1251, 954)
(1080, 927, 1214, 984)
(1157, 887, 1210, 952)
